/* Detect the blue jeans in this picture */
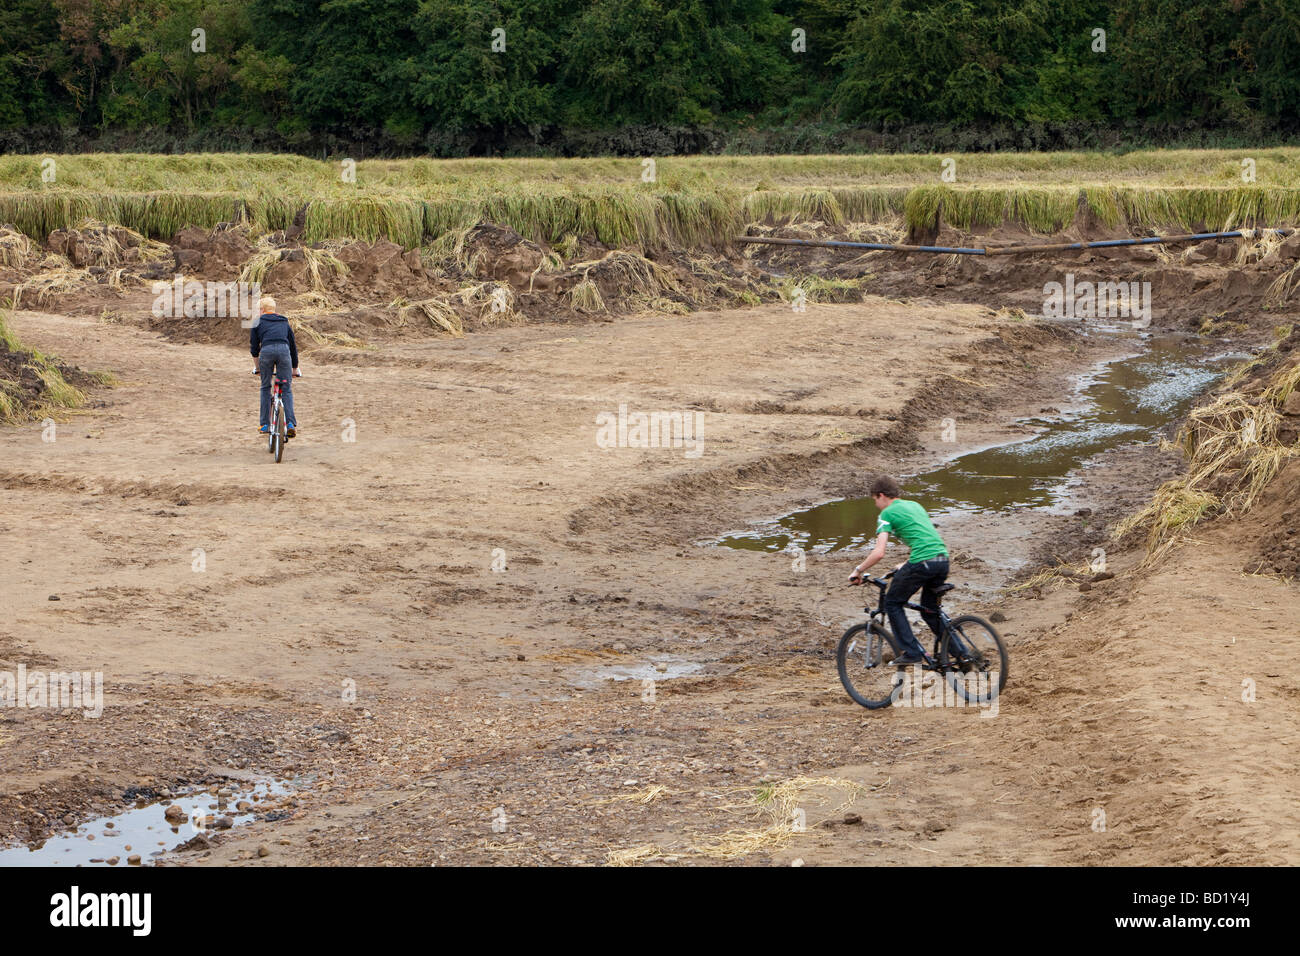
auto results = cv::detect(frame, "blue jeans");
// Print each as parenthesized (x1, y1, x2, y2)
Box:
(258, 344, 296, 429)
(885, 555, 949, 657)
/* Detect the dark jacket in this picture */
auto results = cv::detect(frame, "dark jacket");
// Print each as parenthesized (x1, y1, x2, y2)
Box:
(250, 313, 298, 368)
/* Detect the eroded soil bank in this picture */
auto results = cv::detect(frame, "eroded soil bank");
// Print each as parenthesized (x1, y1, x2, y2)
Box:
(1, 217, 1298, 866)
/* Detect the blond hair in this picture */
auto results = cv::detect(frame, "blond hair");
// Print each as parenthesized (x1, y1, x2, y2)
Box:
(260, 295, 277, 313)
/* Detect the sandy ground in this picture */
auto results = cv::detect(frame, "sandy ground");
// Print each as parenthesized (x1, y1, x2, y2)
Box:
(1, 297, 1296, 866)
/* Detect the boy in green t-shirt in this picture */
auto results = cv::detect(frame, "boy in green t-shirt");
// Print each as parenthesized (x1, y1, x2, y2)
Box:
(848, 475, 949, 666)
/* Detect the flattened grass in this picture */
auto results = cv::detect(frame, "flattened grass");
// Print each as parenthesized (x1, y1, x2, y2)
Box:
(7, 150, 1300, 250)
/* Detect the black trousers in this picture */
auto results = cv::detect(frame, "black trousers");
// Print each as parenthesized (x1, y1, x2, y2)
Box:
(884, 555, 949, 657)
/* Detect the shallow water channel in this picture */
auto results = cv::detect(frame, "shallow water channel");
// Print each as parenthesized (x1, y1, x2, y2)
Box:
(0, 778, 294, 867)
(716, 332, 1241, 584)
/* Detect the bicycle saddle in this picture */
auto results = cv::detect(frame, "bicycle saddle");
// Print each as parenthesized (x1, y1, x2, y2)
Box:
(932, 583, 957, 595)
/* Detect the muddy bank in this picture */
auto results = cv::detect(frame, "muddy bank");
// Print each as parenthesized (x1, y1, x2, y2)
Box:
(744, 219, 1300, 340)
(10, 213, 1300, 363)
(1, 220, 780, 349)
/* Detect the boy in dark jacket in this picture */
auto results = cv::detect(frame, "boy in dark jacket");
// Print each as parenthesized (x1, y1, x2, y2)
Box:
(250, 296, 300, 436)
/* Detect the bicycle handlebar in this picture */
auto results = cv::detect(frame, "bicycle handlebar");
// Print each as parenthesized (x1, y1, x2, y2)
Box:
(850, 569, 893, 589)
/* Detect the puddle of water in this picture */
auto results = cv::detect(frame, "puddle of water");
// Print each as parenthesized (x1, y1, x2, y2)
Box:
(0, 779, 294, 867)
(716, 335, 1240, 562)
(571, 655, 703, 690)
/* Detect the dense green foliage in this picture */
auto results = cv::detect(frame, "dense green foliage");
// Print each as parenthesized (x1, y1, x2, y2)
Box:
(3, 1, 1300, 152)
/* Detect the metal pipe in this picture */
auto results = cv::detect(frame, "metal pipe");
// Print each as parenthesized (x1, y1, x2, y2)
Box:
(734, 236, 987, 255)
(736, 228, 1296, 257)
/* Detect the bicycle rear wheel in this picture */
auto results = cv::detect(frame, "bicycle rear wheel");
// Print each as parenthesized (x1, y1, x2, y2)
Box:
(836, 622, 904, 710)
(274, 405, 286, 463)
(939, 615, 1008, 704)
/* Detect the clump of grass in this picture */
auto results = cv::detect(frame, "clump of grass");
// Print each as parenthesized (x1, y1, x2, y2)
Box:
(457, 282, 520, 325)
(421, 225, 478, 275)
(0, 308, 99, 423)
(240, 244, 347, 295)
(1002, 562, 1089, 595)
(1243, 226, 1287, 264)
(1265, 258, 1300, 308)
(1264, 358, 1300, 406)
(239, 245, 281, 288)
(573, 250, 683, 298)
(290, 316, 369, 349)
(1115, 357, 1300, 562)
(11, 264, 87, 309)
(0, 224, 34, 268)
(303, 246, 347, 291)
(554, 234, 580, 260)
(566, 278, 605, 313)
(780, 274, 867, 304)
(1113, 483, 1221, 561)
(649, 296, 691, 314)
(69, 218, 170, 266)
(390, 295, 463, 336)
(993, 306, 1030, 322)
(1198, 314, 1250, 336)
(291, 289, 338, 314)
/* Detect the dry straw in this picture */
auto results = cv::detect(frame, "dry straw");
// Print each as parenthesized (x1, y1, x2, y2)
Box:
(1114, 354, 1300, 564)
(605, 775, 878, 866)
(390, 296, 463, 336)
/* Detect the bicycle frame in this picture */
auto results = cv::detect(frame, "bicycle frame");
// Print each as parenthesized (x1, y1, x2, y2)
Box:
(861, 576, 953, 664)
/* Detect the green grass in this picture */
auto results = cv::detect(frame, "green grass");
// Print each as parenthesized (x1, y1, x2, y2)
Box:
(6, 150, 1300, 249)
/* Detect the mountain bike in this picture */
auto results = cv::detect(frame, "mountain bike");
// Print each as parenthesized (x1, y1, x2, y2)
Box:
(836, 571, 1008, 710)
(254, 369, 291, 463)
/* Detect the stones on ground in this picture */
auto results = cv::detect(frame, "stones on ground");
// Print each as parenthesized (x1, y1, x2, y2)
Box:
(989, 610, 1007, 623)
(843, 813, 863, 825)
(258, 844, 270, 858)
(1090, 571, 1115, 583)
(48, 595, 59, 601)
(127, 854, 141, 865)
(212, 816, 234, 829)
(163, 804, 185, 824)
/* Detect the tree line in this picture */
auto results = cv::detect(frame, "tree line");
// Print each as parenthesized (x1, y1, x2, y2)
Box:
(4, 0, 1300, 155)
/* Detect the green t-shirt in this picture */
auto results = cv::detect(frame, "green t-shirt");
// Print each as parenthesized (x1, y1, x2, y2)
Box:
(875, 499, 947, 563)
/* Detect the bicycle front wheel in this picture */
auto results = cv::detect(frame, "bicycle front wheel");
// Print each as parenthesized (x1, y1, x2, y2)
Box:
(940, 614, 1008, 704)
(837, 623, 903, 710)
